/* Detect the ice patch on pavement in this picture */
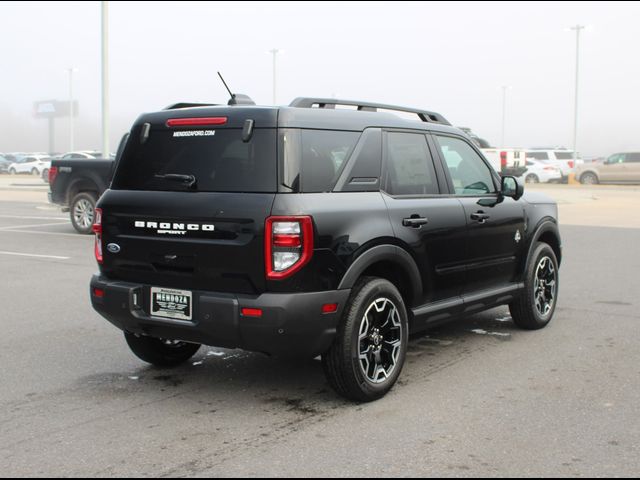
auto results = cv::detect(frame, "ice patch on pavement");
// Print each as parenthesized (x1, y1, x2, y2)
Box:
(494, 316, 512, 323)
(192, 361, 204, 366)
(470, 329, 511, 337)
(128, 376, 139, 381)
(206, 351, 225, 357)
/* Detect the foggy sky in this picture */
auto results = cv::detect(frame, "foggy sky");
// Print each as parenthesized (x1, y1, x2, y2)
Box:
(1, 1, 639, 157)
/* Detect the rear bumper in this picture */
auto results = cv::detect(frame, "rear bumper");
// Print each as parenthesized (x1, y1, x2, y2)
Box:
(90, 274, 350, 358)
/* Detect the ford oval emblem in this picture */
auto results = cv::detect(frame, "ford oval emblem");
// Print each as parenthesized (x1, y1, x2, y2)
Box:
(107, 243, 121, 254)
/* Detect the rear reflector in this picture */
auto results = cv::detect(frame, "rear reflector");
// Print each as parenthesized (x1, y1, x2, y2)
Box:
(166, 117, 228, 127)
(93, 288, 105, 298)
(322, 303, 338, 314)
(241, 308, 263, 318)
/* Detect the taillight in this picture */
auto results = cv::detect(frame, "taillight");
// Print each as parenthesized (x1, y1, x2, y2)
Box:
(166, 117, 228, 127)
(92, 208, 103, 264)
(568, 161, 575, 169)
(500, 151, 508, 169)
(48, 166, 58, 185)
(265, 216, 313, 280)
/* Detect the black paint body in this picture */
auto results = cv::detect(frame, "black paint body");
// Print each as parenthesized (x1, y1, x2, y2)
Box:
(91, 105, 562, 358)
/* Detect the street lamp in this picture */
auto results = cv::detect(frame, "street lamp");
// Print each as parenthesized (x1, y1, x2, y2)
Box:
(268, 49, 281, 105)
(66, 67, 79, 152)
(500, 85, 511, 147)
(569, 25, 586, 162)
(101, 1, 109, 159)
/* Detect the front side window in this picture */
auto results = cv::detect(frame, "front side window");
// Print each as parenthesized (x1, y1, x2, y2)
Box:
(627, 153, 640, 163)
(384, 132, 439, 195)
(608, 153, 625, 164)
(436, 135, 496, 195)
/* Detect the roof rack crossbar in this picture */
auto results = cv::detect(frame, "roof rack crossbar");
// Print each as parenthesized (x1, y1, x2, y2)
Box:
(289, 97, 451, 125)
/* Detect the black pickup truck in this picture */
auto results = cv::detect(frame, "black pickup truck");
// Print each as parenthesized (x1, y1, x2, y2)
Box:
(48, 158, 115, 233)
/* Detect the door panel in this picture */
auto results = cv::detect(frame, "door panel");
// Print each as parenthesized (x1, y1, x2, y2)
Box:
(457, 196, 526, 292)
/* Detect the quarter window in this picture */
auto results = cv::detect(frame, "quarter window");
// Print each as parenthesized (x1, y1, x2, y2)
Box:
(435, 136, 497, 195)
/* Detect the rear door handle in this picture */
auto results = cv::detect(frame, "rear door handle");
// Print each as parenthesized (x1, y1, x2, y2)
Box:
(402, 216, 429, 228)
(470, 212, 491, 224)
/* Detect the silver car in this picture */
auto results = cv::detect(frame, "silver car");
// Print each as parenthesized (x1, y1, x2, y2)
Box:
(576, 152, 640, 184)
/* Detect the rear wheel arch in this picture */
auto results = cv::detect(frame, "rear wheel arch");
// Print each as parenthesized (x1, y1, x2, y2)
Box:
(337, 244, 422, 308)
(67, 178, 100, 204)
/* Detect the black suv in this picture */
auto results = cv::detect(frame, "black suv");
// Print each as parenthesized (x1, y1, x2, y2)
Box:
(90, 97, 561, 402)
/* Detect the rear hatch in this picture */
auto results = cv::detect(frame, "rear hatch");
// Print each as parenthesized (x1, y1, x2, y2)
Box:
(98, 107, 278, 295)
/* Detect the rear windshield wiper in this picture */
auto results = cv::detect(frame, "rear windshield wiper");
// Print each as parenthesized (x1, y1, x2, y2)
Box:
(154, 173, 197, 189)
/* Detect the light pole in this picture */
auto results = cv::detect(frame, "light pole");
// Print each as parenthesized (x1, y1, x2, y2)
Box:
(66, 67, 79, 152)
(269, 49, 281, 105)
(101, 1, 109, 158)
(570, 25, 585, 162)
(500, 85, 511, 147)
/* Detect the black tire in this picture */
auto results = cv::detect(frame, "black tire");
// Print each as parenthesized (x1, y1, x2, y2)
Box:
(525, 174, 539, 184)
(31, 168, 39, 176)
(70, 192, 97, 234)
(124, 332, 201, 367)
(322, 277, 409, 402)
(510, 242, 559, 330)
(580, 172, 598, 185)
(9, 168, 16, 175)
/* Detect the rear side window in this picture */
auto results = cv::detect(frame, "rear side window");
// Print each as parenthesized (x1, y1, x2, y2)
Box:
(627, 153, 640, 163)
(280, 129, 360, 192)
(554, 151, 575, 160)
(112, 128, 277, 192)
(384, 132, 439, 195)
(527, 151, 549, 160)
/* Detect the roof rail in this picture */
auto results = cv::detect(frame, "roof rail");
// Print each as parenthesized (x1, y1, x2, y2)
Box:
(164, 102, 220, 110)
(289, 97, 451, 126)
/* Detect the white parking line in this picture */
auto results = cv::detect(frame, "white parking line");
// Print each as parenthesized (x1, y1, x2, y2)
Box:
(0, 229, 89, 238)
(0, 215, 69, 221)
(0, 222, 70, 230)
(0, 251, 70, 260)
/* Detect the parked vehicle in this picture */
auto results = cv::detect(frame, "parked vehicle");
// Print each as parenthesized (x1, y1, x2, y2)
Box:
(525, 149, 581, 182)
(60, 151, 102, 160)
(576, 152, 640, 184)
(523, 159, 563, 183)
(89, 96, 561, 402)
(0, 155, 11, 173)
(48, 157, 116, 233)
(455, 128, 527, 177)
(8, 155, 51, 176)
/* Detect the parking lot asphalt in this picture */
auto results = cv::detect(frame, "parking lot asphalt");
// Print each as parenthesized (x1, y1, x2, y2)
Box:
(1, 187, 639, 477)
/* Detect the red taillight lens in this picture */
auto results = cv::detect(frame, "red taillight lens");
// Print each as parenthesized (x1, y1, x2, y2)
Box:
(500, 151, 508, 168)
(93, 208, 103, 264)
(166, 117, 228, 127)
(93, 288, 105, 298)
(265, 216, 313, 280)
(48, 166, 58, 185)
(568, 161, 575, 169)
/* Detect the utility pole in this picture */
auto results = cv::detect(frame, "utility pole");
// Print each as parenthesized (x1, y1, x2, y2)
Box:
(101, 1, 110, 158)
(66, 67, 78, 152)
(269, 49, 280, 105)
(570, 25, 585, 162)
(500, 85, 510, 147)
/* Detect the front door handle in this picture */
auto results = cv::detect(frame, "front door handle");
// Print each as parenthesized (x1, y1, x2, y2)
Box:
(402, 216, 429, 228)
(470, 212, 491, 224)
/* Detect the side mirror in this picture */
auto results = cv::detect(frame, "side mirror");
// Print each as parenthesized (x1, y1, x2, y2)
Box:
(501, 176, 524, 200)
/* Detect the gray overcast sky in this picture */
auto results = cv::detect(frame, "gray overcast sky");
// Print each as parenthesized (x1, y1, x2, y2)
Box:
(1, 1, 638, 156)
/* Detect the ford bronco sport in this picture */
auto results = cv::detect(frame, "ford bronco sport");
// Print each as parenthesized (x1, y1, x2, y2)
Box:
(90, 96, 561, 402)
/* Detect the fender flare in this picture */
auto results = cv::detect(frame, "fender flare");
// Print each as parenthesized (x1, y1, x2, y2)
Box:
(337, 244, 423, 302)
(523, 219, 562, 271)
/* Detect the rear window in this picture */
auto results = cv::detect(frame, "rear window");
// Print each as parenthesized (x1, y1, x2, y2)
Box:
(527, 151, 549, 160)
(112, 127, 277, 192)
